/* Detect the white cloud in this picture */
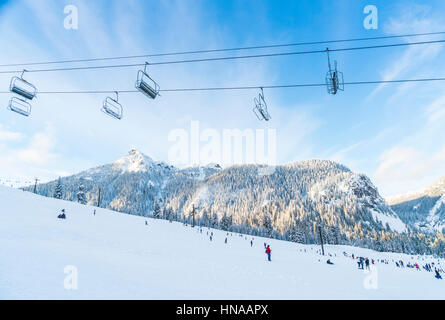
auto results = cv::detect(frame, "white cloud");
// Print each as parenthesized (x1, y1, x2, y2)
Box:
(374, 145, 445, 197)
(0, 123, 61, 182)
(0, 125, 24, 141)
(15, 131, 57, 165)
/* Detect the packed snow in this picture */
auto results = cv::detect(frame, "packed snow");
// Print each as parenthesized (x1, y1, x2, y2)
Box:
(0, 186, 443, 300)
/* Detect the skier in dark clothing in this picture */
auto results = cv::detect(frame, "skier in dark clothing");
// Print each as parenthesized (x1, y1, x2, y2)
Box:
(250, 239, 253, 247)
(365, 258, 370, 270)
(327, 259, 334, 265)
(266, 245, 271, 261)
(435, 269, 442, 279)
(357, 257, 365, 269)
(57, 209, 66, 219)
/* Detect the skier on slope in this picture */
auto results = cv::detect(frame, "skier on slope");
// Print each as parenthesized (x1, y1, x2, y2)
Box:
(225, 237, 227, 244)
(265, 245, 272, 262)
(357, 257, 364, 269)
(57, 209, 66, 219)
(435, 269, 442, 279)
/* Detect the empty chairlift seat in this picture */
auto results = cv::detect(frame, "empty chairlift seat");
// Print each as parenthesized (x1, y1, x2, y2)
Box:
(253, 88, 271, 121)
(135, 63, 160, 99)
(8, 97, 31, 117)
(102, 92, 123, 120)
(9, 71, 37, 100)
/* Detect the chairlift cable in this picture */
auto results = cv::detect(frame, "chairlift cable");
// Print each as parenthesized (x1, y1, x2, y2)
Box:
(0, 39, 444, 75)
(1, 31, 445, 68)
(1, 77, 444, 94)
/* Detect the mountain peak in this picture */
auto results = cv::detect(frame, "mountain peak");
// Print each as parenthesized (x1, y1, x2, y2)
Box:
(112, 149, 154, 173)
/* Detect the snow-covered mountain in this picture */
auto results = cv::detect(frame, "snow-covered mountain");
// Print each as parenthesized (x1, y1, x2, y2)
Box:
(31, 150, 407, 245)
(389, 176, 445, 233)
(31, 149, 221, 216)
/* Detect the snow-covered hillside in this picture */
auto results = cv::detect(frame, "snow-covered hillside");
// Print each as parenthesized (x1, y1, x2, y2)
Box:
(1, 186, 443, 299)
(390, 176, 445, 232)
(30, 150, 407, 252)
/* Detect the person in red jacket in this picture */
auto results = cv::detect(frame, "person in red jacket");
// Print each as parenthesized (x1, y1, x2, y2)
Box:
(266, 245, 271, 261)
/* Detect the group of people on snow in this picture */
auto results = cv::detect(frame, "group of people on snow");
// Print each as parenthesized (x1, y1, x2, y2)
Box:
(346, 250, 443, 280)
(356, 256, 371, 270)
(57, 208, 442, 277)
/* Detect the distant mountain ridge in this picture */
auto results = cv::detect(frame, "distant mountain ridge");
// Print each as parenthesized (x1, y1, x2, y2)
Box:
(30, 150, 409, 244)
(389, 176, 445, 233)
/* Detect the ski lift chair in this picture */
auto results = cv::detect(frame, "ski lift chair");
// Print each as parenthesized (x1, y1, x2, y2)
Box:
(325, 49, 344, 95)
(8, 97, 31, 117)
(9, 70, 37, 100)
(253, 88, 271, 121)
(102, 92, 123, 120)
(135, 62, 160, 99)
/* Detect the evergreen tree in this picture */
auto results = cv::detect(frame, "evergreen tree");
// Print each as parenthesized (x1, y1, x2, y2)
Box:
(262, 214, 273, 238)
(162, 207, 167, 220)
(220, 214, 233, 231)
(210, 212, 219, 228)
(201, 210, 210, 227)
(168, 209, 174, 223)
(53, 178, 63, 199)
(328, 225, 341, 245)
(153, 200, 161, 219)
(288, 226, 306, 244)
(77, 184, 87, 205)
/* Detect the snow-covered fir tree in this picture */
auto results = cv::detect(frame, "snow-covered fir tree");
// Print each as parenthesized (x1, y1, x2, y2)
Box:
(288, 226, 306, 244)
(220, 214, 232, 231)
(53, 178, 63, 199)
(77, 184, 87, 205)
(152, 201, 161, 219)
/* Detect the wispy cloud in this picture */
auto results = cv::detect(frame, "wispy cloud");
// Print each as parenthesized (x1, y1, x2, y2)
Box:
(0, 124, 24, 141)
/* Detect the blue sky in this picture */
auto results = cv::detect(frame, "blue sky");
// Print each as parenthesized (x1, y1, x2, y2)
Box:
(1, 0, 445, 198)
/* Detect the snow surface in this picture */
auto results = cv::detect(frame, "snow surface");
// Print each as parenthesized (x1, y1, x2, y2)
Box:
(0, 185, 444, 300)
(370, 209, 407, 233)
(111, 149, 154, 173)
(426, 194, 445, 231)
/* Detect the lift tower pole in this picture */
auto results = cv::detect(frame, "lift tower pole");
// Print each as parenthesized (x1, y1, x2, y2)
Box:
(97, 188, 101, 208)
(33, 178, 39, 194)
(318, 225, 325, 256)
(191, 205, 196, 228)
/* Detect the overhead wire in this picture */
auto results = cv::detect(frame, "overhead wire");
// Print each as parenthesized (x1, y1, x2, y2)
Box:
(1, 30, 445, 68)
(1, 77, 445, 94)
(0, 39, 444, 75)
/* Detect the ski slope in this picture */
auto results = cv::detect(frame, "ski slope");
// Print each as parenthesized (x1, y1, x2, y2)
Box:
(0, 186, 443, 299)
